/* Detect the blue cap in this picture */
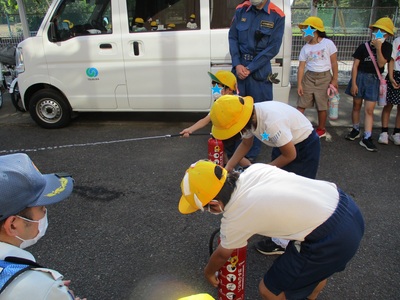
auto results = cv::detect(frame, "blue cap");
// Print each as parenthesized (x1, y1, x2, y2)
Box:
(0, 153, 74, 221)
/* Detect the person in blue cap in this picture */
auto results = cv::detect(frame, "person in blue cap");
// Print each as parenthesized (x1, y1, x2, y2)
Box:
(0, 153, 85, 300)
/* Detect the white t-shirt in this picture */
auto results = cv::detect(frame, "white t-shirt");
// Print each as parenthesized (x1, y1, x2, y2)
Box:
(299, 38, 338, 72)
(220, 164, 339, 249)
(242, 101, 313, 147)
(391, 37, 400, 72)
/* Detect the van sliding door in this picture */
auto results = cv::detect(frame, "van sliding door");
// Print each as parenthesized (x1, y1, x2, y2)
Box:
(121, 0, 212, 111)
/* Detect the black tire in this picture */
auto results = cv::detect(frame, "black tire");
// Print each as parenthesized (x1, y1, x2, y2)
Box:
(29, 90, 71, 129)
(10, 82, 25, 112)
(0, 90, 3, 109)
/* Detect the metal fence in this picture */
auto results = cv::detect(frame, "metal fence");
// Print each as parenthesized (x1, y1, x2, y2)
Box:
(2, 7, 400, 85)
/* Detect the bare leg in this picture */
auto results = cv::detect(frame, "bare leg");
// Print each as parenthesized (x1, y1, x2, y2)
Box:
(381, 103, 393, 128)
(364, 100, 377, 133)
(259, 280, 285, 300)
(297, 107, 306, 114)
(307, 279, 328, 300)
(317, 110, 327, 130)
(395, 105, 400, 129)
(351, 98, 363, 125)
(259, 278, 328, 300)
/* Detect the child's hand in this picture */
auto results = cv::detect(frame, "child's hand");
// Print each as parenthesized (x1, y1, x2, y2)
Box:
(330, 79, 339, 89)
(180, 128, 191, 138)
(390, 79, 400, 89)
(351, 85, 358, 97)
(297, 86, 304, 96)
(371, 39, 383, 49)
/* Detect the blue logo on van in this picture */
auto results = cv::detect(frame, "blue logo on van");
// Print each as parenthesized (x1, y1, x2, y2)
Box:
(86, 68, 99, 78)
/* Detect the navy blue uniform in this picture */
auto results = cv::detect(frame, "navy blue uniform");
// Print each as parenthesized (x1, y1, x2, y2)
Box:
(229, 0, 285, 102)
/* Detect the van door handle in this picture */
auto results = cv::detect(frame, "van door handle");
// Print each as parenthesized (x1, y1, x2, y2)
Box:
(133, 41, 139, 56)
(100, 43, 112, 49)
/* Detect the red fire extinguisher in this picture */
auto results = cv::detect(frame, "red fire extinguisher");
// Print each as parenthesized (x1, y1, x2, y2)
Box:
(209, 229, 247, 300)
(208, 137, 224, 166)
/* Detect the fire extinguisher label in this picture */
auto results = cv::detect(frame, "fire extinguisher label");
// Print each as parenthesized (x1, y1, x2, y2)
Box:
(218, 248, 246, 300)
(208, 138, 224, 166)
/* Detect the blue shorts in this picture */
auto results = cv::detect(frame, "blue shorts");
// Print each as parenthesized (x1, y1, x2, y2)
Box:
(264, 189, 365, 299)
(271, 130, 320, 179)
(345, 71, 380, 102)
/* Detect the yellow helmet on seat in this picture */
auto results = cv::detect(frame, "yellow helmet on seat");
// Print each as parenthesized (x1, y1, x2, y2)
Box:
(135, 17, 144, 24)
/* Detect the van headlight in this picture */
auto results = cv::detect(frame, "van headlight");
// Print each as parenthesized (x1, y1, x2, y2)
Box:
(16, 47, 25, 73)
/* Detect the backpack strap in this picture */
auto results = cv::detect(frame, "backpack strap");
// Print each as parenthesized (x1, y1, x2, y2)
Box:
(0, 257, 42, 294)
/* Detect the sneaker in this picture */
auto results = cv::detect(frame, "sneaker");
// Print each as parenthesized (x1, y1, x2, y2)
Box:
(359, 137, 378, 152)
(255, 238, 285, 255)
(389, 133, 400, 145)
(345, 128, 361, 141)
(316, 128, 326, 138)
(378, 132, 389, 144)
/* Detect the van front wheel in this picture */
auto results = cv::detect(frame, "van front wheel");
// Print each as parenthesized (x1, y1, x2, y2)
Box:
(29, 90, 71, 129)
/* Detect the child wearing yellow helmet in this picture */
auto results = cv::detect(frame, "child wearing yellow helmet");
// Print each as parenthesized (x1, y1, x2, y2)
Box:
(180, 71, 251, 168)
(132, 17, 147, 32)
(178, 160, 364, 300)
(187, 13, 197, 30)
(378, 35, 400, 146)
(345, 17, 395, 152)
(297, 16, 339, 139)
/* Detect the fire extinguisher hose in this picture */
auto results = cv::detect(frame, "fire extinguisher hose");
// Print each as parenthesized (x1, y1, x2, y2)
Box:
(0, 132, 212, 154)
(209, 228, 220, 256)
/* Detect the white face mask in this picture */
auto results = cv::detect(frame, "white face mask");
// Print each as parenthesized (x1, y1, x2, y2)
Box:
(213, 93, 222, 100)
(373, 30, 386, 43)
(250, 0, 263, 6)
(16, 210, 48, 249)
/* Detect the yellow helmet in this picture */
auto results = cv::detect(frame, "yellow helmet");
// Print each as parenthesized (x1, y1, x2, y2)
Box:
(298, 16, 325, 32)
(208, 71, 237, 91)
(167, 23, 176, 29)
(135, 17, 144, 24)
(178, 293, 215, 300)
(369, 17, 395, 35)
(63, 19, 74, 29)
(190, 14, 196, 19)
(179, 160, 227, 214)
(150, 21, 157, 27)
(210, 95, 254, 140)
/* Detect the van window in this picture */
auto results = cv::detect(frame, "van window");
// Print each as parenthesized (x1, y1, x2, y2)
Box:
(210, 0, 242, 29)
(49, 0, 112, 41)
(126, 0, 200, 32)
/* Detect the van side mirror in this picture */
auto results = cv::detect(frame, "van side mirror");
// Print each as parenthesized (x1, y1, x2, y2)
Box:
(49, 22, 58, 42)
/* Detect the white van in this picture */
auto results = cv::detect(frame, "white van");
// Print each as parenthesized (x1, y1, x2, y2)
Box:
(16, 0, 292, 128)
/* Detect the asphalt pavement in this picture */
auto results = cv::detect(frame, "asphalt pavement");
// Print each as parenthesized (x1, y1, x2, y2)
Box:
(0, 89, 399, 300)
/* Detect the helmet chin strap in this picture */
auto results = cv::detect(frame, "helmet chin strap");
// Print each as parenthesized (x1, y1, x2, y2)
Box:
(194, 194, 204, 211)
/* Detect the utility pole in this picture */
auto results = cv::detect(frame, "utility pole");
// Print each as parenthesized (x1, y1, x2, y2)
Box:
(16, 0, 30, 39)
(311, 0, 318, 16)
(369, 0, 378, 27)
